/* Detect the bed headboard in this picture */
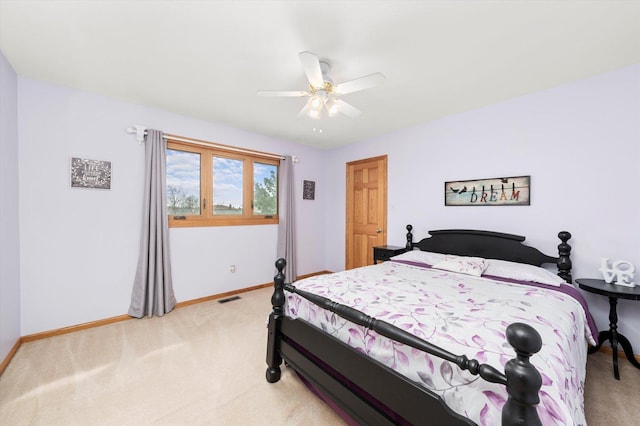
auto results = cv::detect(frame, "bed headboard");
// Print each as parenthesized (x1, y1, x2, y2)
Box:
(405, 225, 573, 283)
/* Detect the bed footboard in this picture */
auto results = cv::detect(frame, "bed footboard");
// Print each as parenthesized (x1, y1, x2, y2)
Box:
(266, 258, 543, 426)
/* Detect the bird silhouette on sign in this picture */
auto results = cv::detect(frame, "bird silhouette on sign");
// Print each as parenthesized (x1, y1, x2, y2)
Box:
(450, 186, 467, 194)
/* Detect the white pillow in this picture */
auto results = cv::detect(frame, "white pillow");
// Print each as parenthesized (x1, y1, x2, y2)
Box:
(390, 250, 448, 266)
(483, 259, 566, 286)
(432, 256, 488, 277)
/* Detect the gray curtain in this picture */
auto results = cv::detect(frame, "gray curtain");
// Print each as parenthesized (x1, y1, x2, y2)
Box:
(277, 155, 296, 283)
(128, 129, 176, 318)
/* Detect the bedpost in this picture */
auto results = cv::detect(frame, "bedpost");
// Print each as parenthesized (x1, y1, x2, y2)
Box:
(266, 258, 286, 383)
(557, 231, 572, 283)
(502, 323, 543, 426)
(406, 224, 413, 250)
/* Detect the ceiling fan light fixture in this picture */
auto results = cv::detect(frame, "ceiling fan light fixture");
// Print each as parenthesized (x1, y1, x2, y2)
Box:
(326, 97, 339, 116)
(307, 108, 321, 119)
(310, 95, 323, 110)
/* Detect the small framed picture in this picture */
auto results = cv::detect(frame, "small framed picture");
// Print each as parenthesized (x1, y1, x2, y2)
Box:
(71, 157, 112, 190)
(303, 180, 315, 200)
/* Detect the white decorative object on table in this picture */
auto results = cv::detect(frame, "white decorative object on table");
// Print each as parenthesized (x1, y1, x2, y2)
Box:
(600, 258, 636, 287)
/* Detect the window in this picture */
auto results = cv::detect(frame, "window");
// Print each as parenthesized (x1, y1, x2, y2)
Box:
(166, 140, 279, 227)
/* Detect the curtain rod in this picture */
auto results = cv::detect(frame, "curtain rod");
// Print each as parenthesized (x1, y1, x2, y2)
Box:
(126, 125, 288, 161)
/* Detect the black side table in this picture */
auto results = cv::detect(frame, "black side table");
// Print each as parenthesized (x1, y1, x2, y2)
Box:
(373, 245, 406, 264)
(576, 278, 640, 380)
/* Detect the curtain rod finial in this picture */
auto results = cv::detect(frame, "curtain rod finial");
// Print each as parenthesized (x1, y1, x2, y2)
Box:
(133, 125, 147, 143)
(127, 125, 147, 143)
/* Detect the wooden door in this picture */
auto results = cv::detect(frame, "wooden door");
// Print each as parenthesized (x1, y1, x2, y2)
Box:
(345, 155, 387, 270)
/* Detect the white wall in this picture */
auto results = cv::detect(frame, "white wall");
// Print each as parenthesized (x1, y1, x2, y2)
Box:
(324, 65, 640, 348)
(0, 51, 21, 361)
(17, 77, 327, 335)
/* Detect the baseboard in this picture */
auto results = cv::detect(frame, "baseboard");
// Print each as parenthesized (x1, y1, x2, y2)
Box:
(597, 345, 640, 363)
(175, 282, 273, 308)
(21, 314, 133, 343)
(0, 270, 331, 376)
(0, 338, 23, 376)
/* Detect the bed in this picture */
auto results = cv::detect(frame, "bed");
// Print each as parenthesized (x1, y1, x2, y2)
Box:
(265, 226, 596, 426)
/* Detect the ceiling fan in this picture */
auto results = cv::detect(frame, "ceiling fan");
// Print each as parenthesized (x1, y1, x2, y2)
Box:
(257, 51, 384, 119)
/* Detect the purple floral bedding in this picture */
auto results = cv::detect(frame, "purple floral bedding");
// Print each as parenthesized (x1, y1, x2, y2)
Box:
(284, 260, 596, 426)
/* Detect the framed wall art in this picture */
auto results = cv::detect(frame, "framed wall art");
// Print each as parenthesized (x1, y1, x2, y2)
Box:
(445, 175, 530, 206)
(70, 157, 112, 190)
(303, 180, 315, 200)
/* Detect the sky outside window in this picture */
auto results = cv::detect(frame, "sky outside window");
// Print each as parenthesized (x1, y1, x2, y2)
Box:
(166, 149, 200, 215)
(213, 157, 243, 214)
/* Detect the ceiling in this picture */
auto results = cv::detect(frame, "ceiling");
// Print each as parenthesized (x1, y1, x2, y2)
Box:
(1, 1, 639, 150)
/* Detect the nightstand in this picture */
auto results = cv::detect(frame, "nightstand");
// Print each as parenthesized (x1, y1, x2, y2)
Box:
(373, 245, 406, 264)
(576, 278, 640, 380)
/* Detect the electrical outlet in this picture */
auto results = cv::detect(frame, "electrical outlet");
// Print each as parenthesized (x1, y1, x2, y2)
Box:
(230, 265, 236, 273)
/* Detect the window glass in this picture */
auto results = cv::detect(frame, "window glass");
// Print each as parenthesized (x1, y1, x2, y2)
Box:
(212, 156, 243, 215)
(253, 162, 278, 215)
(166, 149, 201, 215)
(166, 139, 279, 227)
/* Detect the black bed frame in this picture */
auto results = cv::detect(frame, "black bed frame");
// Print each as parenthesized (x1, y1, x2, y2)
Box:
(266, 226, 572, 426)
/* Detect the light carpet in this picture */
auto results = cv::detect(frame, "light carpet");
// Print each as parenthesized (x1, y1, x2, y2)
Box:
(1, 287, 638, 425)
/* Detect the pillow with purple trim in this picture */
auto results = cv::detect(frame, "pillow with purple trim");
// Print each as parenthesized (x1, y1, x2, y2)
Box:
(432, 256, 488, 277)
(483, 259, 566, 286)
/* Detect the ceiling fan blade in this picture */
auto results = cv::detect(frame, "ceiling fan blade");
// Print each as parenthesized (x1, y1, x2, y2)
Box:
(298, 51, 325, 89)
(334, 72, 385, 95)
(335, 99, 362, 117)
(256, 90, 308, 97)
(297, 101, 311, 118)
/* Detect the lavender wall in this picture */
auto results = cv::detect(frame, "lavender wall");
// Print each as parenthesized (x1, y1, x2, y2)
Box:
(17, 77, 327, 335)
(10, 59, 640, 354)
(0, 51, 21, 362)
(324, 65, 640, 349)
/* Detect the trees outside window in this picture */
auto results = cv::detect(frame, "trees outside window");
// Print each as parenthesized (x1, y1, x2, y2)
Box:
(254, 164, 277, 215)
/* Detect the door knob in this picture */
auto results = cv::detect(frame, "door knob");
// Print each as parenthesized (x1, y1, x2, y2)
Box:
(376, 228, 382, 233)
